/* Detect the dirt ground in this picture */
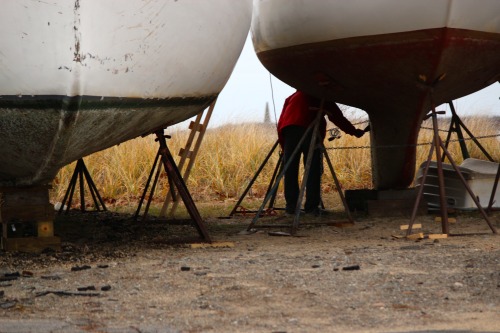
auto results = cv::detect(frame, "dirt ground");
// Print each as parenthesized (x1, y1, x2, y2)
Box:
(0, 209, 499, 333)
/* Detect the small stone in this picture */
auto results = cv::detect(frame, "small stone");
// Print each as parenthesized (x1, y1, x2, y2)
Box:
(342, 265, 361, 271)
(101, 285, 112, 291)
(0, 300, 16, 309)
(22, 271, 34, 278)
(77, 286, 96, 291)
(71, 265, 91, 272)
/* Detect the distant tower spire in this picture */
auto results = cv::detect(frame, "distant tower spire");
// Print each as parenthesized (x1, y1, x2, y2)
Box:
(263, 102, 271, 124)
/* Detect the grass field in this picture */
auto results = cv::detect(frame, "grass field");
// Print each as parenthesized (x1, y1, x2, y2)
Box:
(50, 116, 499, 216)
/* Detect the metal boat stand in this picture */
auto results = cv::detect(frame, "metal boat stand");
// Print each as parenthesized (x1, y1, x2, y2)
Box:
(58, 158, 107, 214)
(223, 139, 284, 218)
(442, 101, 494, 162)
(407, 97, 497, 237)
(245, 99, 354, 236)
(134, 129, 211, 242)
(443, 101, 498, 215)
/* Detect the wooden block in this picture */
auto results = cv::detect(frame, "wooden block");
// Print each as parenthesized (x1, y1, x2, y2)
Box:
(190, 242, 234, 249)
(435, 217, 457, 223)
(428, 234, 448, 239)
(406, 233, 424, 240)
(0, 186, 50, 207)
(1, 204, 54, 222)
(400, 224, 422, 230)
(367, 198, 427, 217)
(2, 236, 61, 253)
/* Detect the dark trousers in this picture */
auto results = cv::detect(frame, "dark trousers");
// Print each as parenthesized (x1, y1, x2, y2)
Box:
(282, 125, 322, 214)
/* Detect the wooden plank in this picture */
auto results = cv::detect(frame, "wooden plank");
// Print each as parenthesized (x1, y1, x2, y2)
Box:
(2, 236, 61, 253)
(1, 204, 54, 222)
(406, 233, 424, 240)
(0, 187, 50, 207)
(428, 233, 448, 239)
(400, 224, 422, 230)
(435, 217, 457, 223)
(190, 241, 234, 249)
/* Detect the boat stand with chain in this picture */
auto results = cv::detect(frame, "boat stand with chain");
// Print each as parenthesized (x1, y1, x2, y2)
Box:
(244, 98, 354, 236)
(134, 129, 211, 243)
(58, 158, 107, 214)
(407, 89, 497, 236)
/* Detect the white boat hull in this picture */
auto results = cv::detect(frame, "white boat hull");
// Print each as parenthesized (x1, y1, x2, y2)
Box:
(252, 0, 500, 189)
(0, 0, 252, 186)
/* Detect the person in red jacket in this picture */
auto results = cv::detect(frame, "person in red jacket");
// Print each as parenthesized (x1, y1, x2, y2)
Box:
(277, 90, 365, 215)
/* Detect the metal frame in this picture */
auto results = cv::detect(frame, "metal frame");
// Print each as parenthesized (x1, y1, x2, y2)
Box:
(408, 98, 497, 236)
(58, 158, 107, 214)
(134, 130, 211, 243)
(244, 100, 354, 236)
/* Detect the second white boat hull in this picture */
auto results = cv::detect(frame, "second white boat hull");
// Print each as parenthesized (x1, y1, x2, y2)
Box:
(0, 0, 252, 186)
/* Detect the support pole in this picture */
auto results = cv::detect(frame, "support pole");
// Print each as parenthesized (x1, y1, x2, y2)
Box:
(291, 103, 324, 235)
(247, 121, 317, 231)
(155, 130, 211, 242)
(487, 164, 500, 214)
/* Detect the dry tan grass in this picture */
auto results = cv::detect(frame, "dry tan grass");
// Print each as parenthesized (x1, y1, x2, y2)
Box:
(50, 116, 499, 212)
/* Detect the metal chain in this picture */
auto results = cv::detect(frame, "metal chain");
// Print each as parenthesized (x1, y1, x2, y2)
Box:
(326, 133, 500, 150)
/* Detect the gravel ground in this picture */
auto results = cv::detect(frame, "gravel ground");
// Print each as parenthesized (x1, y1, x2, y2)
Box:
(0, 210, 499, 333)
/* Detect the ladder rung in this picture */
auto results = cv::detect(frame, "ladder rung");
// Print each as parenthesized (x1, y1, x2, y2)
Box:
(178, 148, 193, 159)
(189, 121, 204, 132)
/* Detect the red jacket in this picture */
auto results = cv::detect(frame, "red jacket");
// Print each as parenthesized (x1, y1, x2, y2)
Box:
(277, 91, 358, 146)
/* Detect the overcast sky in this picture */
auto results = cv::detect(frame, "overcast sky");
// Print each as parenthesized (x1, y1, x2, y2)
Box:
(206, 34, 499, 127)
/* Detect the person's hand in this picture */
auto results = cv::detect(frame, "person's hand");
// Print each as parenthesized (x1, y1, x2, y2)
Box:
(353, 128, 365, 138)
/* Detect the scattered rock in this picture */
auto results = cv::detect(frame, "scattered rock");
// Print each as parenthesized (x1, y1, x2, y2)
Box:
(71, 265, 91, 272)
(77, 286, 96, 291)
(342, 265, 361, 271)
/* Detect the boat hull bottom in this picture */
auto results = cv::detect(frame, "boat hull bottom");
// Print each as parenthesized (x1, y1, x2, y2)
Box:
(256, 28, 500, 189)
(0, 95, 216, 186)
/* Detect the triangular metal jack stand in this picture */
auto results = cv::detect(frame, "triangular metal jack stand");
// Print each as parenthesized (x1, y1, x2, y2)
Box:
(408, 99, 497, 236)
(58, 158, 107, 214)
(134, 130, 211, 243)
(224, 139, 283, 218)
(245, 98, 354, 236)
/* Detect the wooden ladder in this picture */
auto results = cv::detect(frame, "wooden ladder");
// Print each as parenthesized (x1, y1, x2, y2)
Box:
(158, 100, 215, 218)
